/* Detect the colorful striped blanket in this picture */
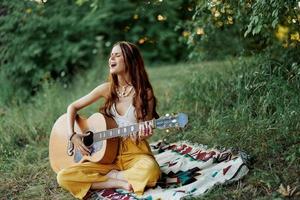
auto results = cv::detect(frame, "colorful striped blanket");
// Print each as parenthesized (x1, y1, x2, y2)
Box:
(90, 140, 251, 200)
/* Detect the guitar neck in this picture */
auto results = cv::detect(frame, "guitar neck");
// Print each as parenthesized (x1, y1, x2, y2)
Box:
(93, 120, 155, 142)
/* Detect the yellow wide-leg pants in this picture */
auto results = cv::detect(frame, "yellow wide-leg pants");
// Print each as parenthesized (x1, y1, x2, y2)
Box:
(56, 139, 161, 199)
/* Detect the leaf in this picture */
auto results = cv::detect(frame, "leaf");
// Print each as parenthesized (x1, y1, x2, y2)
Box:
(244, 24, 252, 37)
(272, 9, 278, 17)
(252, 24, 262, 35)
(272, 18, 278, 28)
(252, 16, 259, 24)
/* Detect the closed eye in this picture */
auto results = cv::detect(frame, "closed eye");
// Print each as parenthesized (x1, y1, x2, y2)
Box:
(111, 53, 122, 57)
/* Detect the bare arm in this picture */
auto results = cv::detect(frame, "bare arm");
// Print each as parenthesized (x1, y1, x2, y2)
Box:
(67, 82, 110, 155)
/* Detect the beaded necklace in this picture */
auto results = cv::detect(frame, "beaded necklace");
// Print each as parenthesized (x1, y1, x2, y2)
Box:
(116, 85, 134, 98)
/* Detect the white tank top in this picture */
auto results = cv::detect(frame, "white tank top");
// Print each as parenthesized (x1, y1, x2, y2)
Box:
(110, 103, 137, 127)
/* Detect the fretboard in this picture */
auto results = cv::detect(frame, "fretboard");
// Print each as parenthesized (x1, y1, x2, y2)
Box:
(93, 120, 155, 142)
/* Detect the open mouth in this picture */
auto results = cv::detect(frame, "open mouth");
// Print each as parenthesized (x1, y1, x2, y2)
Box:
(110, 63, 117, 68)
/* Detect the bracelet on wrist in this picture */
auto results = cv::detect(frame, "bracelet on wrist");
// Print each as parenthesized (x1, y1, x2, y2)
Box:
(69, 132, 76, 141)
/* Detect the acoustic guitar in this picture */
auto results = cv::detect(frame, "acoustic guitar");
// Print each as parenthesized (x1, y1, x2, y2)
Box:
(49, 112, 188, 173)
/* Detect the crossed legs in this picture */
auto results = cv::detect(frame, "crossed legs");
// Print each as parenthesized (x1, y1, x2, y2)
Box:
(91, 170, 132, 191)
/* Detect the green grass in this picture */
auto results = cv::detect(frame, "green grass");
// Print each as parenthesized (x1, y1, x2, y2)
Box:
(0, 58, 299, 199)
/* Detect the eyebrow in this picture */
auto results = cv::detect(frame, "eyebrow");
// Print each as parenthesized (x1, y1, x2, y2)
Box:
(111, 52, 122, 55)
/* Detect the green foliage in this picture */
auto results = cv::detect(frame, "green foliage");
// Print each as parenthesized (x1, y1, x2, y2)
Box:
(77, 0, 193, 61)
(185, 0, 255, 60)
(186, 0, 300, 60)
(0, 0, 105, 103)
(0, 0, 194, 104)
(243, 0, 299, 38)
(1, 0, 299, 104)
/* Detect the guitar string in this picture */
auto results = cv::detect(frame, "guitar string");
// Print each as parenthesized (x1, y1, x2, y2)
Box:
(92, 118, 177, 140)
(92, 119, 160, 140)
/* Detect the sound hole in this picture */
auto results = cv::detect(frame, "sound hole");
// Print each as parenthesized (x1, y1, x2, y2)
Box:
(83, 131, 94, 146)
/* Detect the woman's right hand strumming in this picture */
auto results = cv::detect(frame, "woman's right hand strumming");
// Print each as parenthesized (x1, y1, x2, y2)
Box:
(70, 132, 91, 156)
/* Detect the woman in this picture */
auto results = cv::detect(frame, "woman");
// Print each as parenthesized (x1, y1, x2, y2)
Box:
(56, 41, 161, 199)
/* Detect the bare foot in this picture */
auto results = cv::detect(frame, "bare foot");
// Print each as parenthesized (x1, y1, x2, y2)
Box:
(91, 178, 133, 192)
(106, 170, 133, 192)
(114, 179, 133, 192)
(107, 170, 126, 181)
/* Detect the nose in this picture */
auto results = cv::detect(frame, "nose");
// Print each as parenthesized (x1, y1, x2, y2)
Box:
(109, 55, 115, 63)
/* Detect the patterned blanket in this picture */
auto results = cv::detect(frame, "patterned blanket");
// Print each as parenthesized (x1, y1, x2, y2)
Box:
(90, 140, 251, 200)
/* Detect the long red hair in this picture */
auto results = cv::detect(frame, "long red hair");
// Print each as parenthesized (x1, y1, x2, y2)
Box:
(99, 41, 159, 121)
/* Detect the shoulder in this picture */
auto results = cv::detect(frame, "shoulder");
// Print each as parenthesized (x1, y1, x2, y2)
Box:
(93, 82, 111, 99)
(95, 82, 110, 90)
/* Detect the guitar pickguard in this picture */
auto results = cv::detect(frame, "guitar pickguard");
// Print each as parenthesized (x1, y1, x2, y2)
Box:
(73, 141, 104, 163)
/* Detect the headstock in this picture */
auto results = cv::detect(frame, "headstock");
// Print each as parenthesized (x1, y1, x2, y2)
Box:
(155, 113, 188, 130)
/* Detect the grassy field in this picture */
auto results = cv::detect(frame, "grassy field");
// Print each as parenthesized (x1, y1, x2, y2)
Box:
(0, 59, 299, 199)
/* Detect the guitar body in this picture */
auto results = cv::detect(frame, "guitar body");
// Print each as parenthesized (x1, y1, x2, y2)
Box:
(49, 112, 119, 173)
(49, 111, 188, 174)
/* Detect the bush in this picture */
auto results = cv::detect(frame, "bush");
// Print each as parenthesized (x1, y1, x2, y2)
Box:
(186, 0, 300, 61)
(0, 0, 193, 104)
(0, 0, 105, 103)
